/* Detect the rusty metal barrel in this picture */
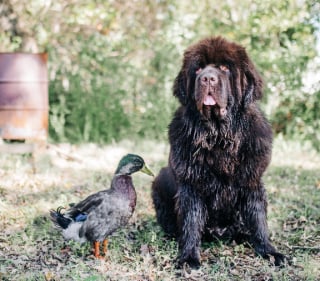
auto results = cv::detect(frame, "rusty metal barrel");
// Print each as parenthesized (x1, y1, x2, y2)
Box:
(0, 53, 48, 140)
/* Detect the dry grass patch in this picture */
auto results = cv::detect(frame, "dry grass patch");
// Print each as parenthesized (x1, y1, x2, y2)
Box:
(0, 139, 319, 280)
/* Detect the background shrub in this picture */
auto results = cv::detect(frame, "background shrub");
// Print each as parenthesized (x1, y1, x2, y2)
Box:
(0, 0, 319, 148)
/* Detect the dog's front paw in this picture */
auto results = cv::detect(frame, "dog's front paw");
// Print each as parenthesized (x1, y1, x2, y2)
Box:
(267, 251, 288, 266)
(255, 244, 288, 266)
(178, 249, 201, 269)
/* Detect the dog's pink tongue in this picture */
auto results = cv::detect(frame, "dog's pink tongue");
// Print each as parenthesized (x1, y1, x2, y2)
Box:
(203, 95, 216, 106)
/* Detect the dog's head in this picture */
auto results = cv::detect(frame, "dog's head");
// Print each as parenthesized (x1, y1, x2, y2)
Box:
(173, 37, 263, 120)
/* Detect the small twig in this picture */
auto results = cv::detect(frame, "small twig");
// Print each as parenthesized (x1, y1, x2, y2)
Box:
(288, 245, 320, 251)
(52, 253, 65, 262)
(48, 144, 83, 162)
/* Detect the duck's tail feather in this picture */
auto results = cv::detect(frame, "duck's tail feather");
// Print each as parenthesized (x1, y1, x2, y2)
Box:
(50, 206, 72, 229)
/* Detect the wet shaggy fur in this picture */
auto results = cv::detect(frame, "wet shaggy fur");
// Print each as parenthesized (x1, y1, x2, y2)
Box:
(152, 36, 285, 268)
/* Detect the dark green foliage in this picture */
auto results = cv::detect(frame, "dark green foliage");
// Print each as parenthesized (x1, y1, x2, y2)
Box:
(272, 86, 320, 151)
(48, 34, 131, 143)
(48, 30, 179, 142)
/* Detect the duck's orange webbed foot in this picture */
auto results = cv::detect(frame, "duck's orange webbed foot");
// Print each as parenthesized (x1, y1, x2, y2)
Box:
(103, 239, 108, 256)
(93, 241, 104, 259)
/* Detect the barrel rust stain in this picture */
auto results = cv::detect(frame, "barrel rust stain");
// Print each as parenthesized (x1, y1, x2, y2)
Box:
(0, 53, 48, 140)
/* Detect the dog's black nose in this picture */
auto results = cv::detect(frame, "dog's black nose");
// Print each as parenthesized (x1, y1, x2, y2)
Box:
(199, 67, 219, 86)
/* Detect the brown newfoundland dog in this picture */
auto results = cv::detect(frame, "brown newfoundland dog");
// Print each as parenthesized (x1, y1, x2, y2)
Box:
(152, 36, 285, 268)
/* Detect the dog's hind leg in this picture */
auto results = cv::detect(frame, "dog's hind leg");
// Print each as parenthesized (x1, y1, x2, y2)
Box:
(151, 167, 178, 237)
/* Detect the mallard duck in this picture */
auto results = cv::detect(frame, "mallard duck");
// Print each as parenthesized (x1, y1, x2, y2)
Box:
(50, 154, 153, 258)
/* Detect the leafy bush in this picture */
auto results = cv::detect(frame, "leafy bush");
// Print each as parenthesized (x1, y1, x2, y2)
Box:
(0, 0, 319, 148)
(49, 34, 132, 143)
(272, 84, 320, 151)
(48, 30, 180, 143)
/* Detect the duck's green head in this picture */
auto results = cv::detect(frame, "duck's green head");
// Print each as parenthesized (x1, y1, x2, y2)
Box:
(115, 154, 154, 176)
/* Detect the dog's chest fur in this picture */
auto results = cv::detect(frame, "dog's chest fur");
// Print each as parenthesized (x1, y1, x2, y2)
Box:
(170, 109, 242, 186)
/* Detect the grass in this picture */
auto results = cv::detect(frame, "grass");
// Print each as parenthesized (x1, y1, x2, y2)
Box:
(0, 138, 319, 280)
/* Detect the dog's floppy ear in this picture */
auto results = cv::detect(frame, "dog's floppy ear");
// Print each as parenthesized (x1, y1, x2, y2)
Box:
(173, 70, 188, 105)
(242, 58, 263, 108)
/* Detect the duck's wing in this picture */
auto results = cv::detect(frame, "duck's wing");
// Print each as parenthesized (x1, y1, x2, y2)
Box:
(79, 194, 133, 241)
(66, 190, 109, 219)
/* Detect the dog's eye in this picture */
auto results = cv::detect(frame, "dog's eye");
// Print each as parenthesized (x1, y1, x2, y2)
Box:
(196, 68, 202, 75)
(219, 65, 229, 72)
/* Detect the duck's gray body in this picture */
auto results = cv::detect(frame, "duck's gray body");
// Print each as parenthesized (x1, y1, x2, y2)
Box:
(51, 175, 136, 243)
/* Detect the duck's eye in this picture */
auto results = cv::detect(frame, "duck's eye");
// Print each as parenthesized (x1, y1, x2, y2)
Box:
(219, 65, 229, 72)
(196, 68, 202, 75)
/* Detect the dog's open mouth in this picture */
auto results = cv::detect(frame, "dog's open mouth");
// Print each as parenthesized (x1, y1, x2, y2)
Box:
(201, 94, 227, 119)
(203, 94, 216, 106)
